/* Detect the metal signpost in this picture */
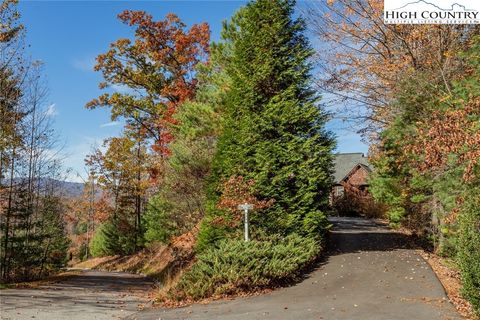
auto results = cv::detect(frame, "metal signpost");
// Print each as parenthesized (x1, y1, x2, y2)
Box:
(237, 203, 254, 241)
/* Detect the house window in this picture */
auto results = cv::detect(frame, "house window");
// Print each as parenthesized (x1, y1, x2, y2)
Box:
(335, 186, 344, 197)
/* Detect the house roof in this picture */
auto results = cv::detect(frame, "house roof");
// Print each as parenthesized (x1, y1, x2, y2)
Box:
(333, 153, 371, 183)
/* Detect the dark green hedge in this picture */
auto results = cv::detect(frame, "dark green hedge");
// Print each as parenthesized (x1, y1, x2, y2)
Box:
(457, 189, 480, 316)
(170, 234, 320, 300)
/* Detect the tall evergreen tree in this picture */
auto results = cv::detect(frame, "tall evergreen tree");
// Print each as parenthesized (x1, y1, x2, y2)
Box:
(199, 0, 334, 247)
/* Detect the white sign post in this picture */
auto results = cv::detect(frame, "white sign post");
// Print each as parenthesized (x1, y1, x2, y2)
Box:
(237, 203, 254, 241)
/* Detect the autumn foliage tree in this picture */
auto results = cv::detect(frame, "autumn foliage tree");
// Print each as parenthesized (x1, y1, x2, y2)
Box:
(0, 0, 21, 43)
(1, 0, 69, 282)
(214, 176, 274, 229)
(349, 26, 479, 316)
(86, 134, 150, 254)
(86, 11, 209, 156)
(0, 0, 23, 186)
(142, 59, 227, 245)
(85, 12, 211, 254)
(367, 35, 479, 231)
(64, 179, 111, 261)
(406, 39, 480, 314)
(305, 2, 479, 312)
(305, 0, 479, 137)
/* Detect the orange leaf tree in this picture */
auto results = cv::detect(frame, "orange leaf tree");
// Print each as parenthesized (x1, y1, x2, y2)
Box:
(85, 135, 151, 254)
(86, 11, 210, 155)
(215, 176, 274, 228)
(305, 0, 478, 137)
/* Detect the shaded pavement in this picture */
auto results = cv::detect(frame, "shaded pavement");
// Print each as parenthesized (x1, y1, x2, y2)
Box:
(126, 217, 462, 320)
(0, 270, 155, 320)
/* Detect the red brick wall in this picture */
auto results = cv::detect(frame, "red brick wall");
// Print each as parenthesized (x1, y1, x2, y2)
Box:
(345, 166, 369, 186)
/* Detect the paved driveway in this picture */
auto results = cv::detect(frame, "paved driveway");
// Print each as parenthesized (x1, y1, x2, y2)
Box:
(0, 270, 155, 320)
(126, 217, 462, 320)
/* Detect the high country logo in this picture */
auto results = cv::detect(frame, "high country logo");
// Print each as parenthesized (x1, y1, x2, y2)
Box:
(384, 0, 480, 24)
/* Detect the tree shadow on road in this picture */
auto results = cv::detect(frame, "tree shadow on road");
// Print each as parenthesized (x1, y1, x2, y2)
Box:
(327, 230, 416, 254)
(328, 217, 418, 255)
(326, 216, 419, 255)
(30, 271, 156, 297)
(282, 217, 420, 289)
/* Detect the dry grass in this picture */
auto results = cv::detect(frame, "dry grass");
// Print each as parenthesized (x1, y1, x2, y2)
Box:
(74, 244, 173, 276)
(72, 226, 199, 294)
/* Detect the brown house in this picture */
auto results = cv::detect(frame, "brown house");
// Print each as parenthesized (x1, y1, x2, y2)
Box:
(331, 153, 371, 202)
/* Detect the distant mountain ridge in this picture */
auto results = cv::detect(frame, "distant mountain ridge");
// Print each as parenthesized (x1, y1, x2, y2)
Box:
(56, 180, 88, 198)
(7, 178, 96, 198)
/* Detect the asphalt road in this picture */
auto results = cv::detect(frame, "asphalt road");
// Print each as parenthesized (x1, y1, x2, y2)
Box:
(0, 217, 462, 320)
(0, 270, 155, 320)
(127, 217, 462, 320)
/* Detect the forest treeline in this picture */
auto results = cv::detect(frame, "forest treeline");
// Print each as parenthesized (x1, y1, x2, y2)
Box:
(75, 0, 335, 299)
(1, 0, 478, 314)
(72, 0, 479, 309)
(0, 0, 69, 281)
(306, 0, 479, 314)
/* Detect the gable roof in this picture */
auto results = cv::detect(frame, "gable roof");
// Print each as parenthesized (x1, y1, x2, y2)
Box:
(342, 163, 372, 184)
(333, 153, 370, 183)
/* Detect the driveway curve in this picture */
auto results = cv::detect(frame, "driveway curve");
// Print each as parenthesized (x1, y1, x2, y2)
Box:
(0, 270, 155, 320)
(127, 217, 462, 320)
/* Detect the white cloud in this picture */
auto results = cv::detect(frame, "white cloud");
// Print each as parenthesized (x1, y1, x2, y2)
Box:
(45, 104, 58, 117)
(111, 84, 133, 94)
(100, 121, 121, 128)
(66, 174, 86, 184)
(64, 135, 108, 183)
(41, 147, 63, 162)
(72, 56, 96, 72)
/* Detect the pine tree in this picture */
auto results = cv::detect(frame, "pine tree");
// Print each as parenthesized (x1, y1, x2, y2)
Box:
(198, 0, 334, 248)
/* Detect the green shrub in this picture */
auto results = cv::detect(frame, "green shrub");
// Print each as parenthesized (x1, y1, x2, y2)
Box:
(74, 222, 88, 235)
(457, 190, 480, 316)
(143, 195, 177, 245)
(76, 243, 89, 261)
(195, 213, 231, 252)
(387, 207, 405, 225)
(302, 211, 331, 240)
(89, 223, 114, 257)
(89, 219, 137, 257)
(170, 234, 320, 300)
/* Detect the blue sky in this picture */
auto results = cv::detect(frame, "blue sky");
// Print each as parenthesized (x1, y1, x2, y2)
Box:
(18, 0, 368, 182)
